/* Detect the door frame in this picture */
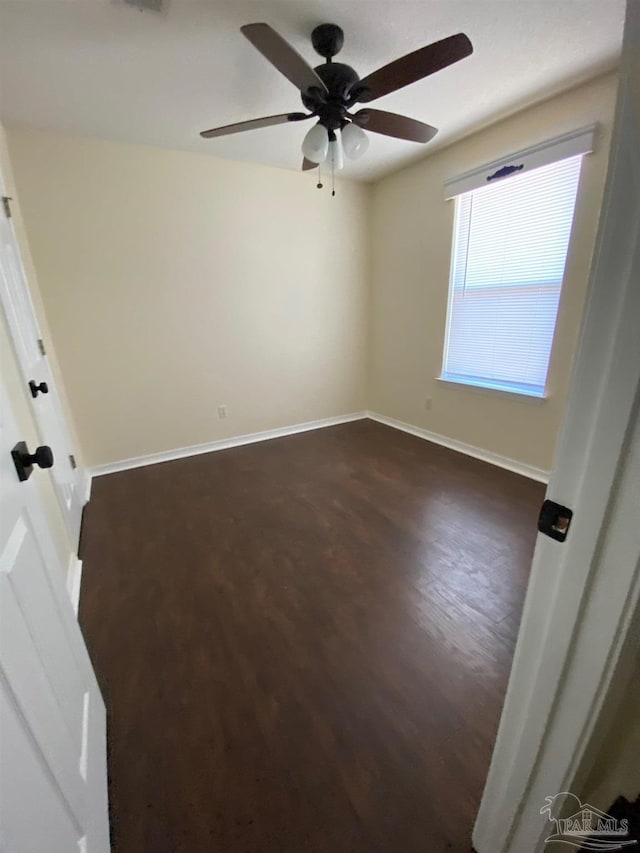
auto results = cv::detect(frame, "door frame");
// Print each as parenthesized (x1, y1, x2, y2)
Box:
(473, 4, 640, 851)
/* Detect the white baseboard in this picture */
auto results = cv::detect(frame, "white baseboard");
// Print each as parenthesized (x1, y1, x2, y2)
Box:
(366, 411, 550, 483)
(67, 555, 83, 616)
(90, 412, 368, 478)
(88, 409, 549, 484)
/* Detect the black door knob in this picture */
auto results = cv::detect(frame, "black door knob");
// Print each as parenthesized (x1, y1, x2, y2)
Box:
(29, 380, 49, 398)
(11, 441, 55, 482)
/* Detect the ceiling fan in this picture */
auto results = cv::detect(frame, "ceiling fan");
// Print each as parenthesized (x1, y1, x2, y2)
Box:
(200, 23, 473, 178)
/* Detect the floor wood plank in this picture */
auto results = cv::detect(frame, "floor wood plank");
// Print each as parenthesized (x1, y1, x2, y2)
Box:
(79, 419, 545, 852)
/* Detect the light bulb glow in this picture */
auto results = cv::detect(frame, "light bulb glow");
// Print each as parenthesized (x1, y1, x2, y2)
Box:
(302, 124, 329, 164)
(342, 122, 370, 160)
(328, 131, 344, 171)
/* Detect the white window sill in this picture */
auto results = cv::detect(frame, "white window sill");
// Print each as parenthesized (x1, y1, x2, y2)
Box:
(437, 375, 549, 401)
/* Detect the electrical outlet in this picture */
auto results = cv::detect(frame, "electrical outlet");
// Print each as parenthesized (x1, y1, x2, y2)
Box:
(425, 397, 433, 411)
(217, 405, 227, 420)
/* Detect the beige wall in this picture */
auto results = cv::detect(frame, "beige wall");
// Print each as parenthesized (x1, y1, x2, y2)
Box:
(369, 72, 618, 472)
(5, 129, 369, 467)
(0, 125, 74, 573)
(5, 73, 619, 474)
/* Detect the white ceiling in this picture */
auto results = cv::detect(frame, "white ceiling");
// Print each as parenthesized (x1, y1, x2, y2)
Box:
(0, 0, 625, 182)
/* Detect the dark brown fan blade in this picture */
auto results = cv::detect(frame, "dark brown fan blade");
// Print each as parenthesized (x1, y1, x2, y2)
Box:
(200, 112, 310, 139)
(302, 158, 316, 171)
(241, 23, 328, 96)
(352, 109, 437, 143)
(353, 33, 473, 103)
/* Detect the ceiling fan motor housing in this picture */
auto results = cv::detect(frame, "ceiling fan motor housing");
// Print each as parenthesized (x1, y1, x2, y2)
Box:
(301, 62, 361, 129)
(301, 23, 364, 130)
(311, 23, 344, 59)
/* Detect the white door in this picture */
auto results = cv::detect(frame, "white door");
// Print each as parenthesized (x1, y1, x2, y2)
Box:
(0, 186, 84, 546)
(0, 370, 110, 852)
(473, 3, 640, 850)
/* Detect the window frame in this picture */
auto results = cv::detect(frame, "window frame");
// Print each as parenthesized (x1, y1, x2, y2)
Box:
(439, 137, 593, 399)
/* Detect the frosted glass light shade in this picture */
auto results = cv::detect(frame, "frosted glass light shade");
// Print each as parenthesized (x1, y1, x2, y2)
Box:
(302, 124, 329, 163)
(329, 133, 344, 170)
(342, 122, 369, 160)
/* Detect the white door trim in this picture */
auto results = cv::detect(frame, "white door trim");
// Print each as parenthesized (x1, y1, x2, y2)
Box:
(473, 5, 640, 851)
(66, 554, 84, 617)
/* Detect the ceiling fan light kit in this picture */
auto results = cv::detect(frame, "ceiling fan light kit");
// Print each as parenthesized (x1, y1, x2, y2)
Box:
(301, 123, 329, 163)
(328, 130, 344, 171)
(341, 122, 369, 160)
(200, 21, 473, 193)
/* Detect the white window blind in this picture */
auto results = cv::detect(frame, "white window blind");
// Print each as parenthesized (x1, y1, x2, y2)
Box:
(441, 154, 583, 397)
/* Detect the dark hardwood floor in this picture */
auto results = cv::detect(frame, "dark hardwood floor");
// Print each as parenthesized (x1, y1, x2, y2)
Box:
(79, 419, 545, 853)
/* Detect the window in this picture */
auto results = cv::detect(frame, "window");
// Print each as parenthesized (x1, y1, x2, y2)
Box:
(441, 155, 583, 397)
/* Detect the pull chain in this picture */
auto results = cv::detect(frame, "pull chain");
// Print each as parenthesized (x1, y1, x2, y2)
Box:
(331, 156, 335, 197)
(317, 162, 323, 190)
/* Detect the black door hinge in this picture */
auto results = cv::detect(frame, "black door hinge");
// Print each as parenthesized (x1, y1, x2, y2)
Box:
(69, 454, 77, 470)
(37, 338, 46, 356)
(2, 196, 12, 218)
(538, 499, 573, 542)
